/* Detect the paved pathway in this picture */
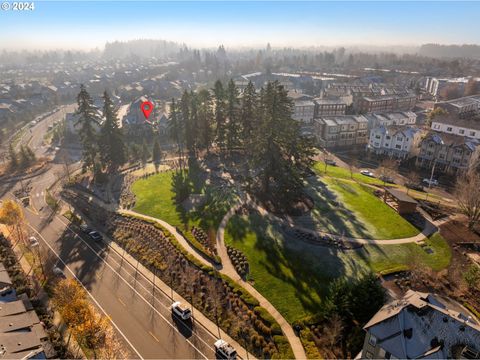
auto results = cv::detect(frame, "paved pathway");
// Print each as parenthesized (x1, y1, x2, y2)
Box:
(216, 201, 307, 360)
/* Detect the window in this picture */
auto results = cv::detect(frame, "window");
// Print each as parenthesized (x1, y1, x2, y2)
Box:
(368, 334, 377, 346)
(459, 129, 465, 135)
(386, 136, 391, 140)
(396, 144, 402, 149)
(471, 131, 476, 137)
(375, 135, 381, 139)
(447, 127, 453, 132)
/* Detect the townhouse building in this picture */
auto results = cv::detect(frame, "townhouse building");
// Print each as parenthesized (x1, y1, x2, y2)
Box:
(313, 98, 347, 117)
(313, 115, 368, 148)
(355, 93, 417, 114)
(416, 132, 480, 173)
(366, 111, 417, 129)
(431, 115, 480, 140)
(368, 126, 422, 159)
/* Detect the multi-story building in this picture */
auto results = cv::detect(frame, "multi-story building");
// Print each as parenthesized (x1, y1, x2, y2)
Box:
(366, 111, 417, 129)
(313, 115, 368, 148)
(355, 93, 417, 114)
(368, 126, 422, 159)
(416, 132, 480, 173)
(434, 95, 480, 119)
(425, 76, 473, 99)
(361, 290, 480, 359)
(431, 114, 480, 140)
(313, 98, 347, 117)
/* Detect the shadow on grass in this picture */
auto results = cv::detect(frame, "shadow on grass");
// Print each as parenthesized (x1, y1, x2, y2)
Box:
(226, 211, 370, 321)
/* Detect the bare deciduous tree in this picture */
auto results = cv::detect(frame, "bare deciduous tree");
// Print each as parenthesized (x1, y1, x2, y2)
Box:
(455, 171, 480, 230)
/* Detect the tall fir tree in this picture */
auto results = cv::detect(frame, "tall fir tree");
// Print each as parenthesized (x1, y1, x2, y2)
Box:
(213, 80, 227, 151)
(251, 81, 315, 209)
(226, 79, 241, 153)
(99, 91, 126, 173)
(179, 91, 193, 157)
(167, 98, 185, 168)
(197, 89, 214, 154)
(187, 91, 199, 157)
(75, 85, 99, 172)
(141, 140, 149, 168)
(240, 81, 257, 156)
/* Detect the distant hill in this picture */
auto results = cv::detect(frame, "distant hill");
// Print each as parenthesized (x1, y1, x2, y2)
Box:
(419, 44, 480, 59)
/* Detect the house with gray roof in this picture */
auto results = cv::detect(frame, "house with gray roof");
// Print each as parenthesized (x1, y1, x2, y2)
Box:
(361, 290, 480, 359)
(368, 126, 423, 159)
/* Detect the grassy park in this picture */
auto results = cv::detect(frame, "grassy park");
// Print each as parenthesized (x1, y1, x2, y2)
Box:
(225, 212, 451, 324)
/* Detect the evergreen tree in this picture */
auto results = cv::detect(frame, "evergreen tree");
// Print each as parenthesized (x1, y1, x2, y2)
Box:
(8, 143, 17, 169)
(251, 81, 315, 209)
(179, 91, 193, 156)
(167, 98, 185, 167)
(213, 80, 227, 151)
(226, 79, 241, 153)
(187, 91, 199, 156)
(152, 138, 162, 173)
(240, 81, 257, 156)
(197, 89, 214, 153)
(75, 85, 100, 172)
(141, 140, 149, 168)
(99, 91, 126, 173)
(19, 145, 30, 168)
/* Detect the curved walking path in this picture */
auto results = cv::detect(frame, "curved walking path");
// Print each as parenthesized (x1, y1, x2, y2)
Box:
(216, 200, 307, 360)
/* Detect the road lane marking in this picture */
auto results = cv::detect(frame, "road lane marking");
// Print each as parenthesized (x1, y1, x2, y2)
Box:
(51, 215, 211, 359)
(26, 224, 145, 360)
(118, 297, 126, 307)
(149, 331, 160, 343)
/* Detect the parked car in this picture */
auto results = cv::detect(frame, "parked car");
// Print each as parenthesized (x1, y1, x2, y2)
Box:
(28, 236, 39, 247)
(422, 178, 439, 187)
(52, 266, 66, 278)
(171, 301, 192, 320)
(379, 175, 395, 184)
(88, 231, 103, 242)
(80, 224, 92, 233)
(325, 159, 337, 166)
(214, 339, 237, 360)
(406, 182, 424, 192)
(360, 170, 375, 178)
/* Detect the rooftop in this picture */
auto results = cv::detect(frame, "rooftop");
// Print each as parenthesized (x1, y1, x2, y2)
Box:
(364, 290, 480, 359)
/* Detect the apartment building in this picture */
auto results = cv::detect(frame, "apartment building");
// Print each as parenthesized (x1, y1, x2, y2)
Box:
(355, 93, 417, 114)
(425, 76, 472, 99)
(361, 290, 480, 359)
(292, 99, 316, 123)
(434, 95, 480, 119)
(368, 126, 422, 159)
(313, 115, 368, 148)
(431, 114, 480, 140)
(416, 132, 480, 173)
(313, 97, 347, 116)
(366, 111, 417, 129)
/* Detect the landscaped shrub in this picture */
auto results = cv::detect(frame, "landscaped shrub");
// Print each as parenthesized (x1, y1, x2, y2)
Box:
(226, 245, 250, 278)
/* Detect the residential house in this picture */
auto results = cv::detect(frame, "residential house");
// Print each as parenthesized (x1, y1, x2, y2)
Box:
(416, 132, 480, 173)
(361, 290, 480, 359)
(430, 114, 480, 140)
(368, 126, 422, 159)
(313, 115, 368, 148)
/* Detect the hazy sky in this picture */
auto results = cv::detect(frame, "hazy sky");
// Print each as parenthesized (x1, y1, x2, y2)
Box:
(1, 1, 480, 51)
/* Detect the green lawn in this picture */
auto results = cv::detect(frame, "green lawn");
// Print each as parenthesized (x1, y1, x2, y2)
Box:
(131, 171, 191, 227)
(313, 162, 385, 186)
(297, 176, 419, 239)
(225, 213, 452, 324)
(355, 233, 452, 274)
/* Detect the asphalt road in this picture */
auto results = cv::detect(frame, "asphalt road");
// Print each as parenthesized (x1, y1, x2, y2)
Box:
(2, 106, 222, 359)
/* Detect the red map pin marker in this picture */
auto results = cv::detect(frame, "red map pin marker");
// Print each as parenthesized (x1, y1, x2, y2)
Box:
(141, 101, 154, 122)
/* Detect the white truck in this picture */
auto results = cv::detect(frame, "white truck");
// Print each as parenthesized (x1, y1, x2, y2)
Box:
(214, 339, 237, 360)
